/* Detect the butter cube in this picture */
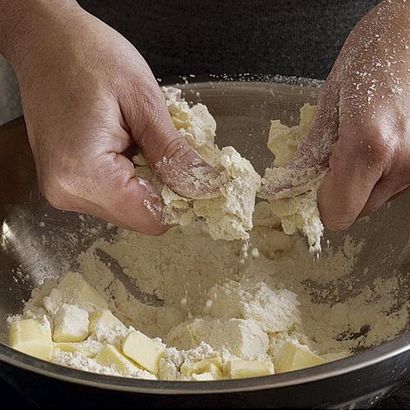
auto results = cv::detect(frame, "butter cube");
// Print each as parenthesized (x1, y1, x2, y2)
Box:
(53, 304, 89, 343)
(54, 341, 102, 357)
(181, 357, 224, 379)
(191, 366, 223, 381)
(95, 344, 140, 375)
(122, 331, 165, 375)
(9, 319, 53, 361)
(58, 272, 107, 311)
(226, 358, 275, 379)
(89, 310, 125, 334)
(275, 341, 326, 373)
(43, 289, 64, 315)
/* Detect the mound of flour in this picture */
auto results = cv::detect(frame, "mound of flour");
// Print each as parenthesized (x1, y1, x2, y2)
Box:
(13, 203, 407, 379)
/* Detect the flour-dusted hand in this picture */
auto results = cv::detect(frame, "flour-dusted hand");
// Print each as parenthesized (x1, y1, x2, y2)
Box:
(0, 0, 218, 234)
(263, 0, 410, 231)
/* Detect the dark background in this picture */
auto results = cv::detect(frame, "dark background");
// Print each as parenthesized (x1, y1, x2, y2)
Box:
(78, 0, 380, 80)
(1, 0, 409, 407)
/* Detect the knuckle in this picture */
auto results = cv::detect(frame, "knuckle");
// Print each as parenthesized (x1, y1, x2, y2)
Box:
(139, 88, 166, 130)
(133, 87, 169, 149)
(40, 178, 68, 209)
(366, 135, 395, 164)
(40, 168, 85, 210)
(338, 120, 397, 169)
(162, 137, 190, 162)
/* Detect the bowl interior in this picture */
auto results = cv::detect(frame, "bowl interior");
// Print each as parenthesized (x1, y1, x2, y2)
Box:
(0, 80, 409, 374)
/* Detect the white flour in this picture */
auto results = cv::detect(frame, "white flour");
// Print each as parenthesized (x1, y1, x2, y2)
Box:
(10, 205, 408, 380)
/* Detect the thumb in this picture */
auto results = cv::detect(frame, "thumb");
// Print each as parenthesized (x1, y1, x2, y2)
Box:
(123, 86, 220, 199)
(292, 70, 341, 170)
(259, 76, 340, 200)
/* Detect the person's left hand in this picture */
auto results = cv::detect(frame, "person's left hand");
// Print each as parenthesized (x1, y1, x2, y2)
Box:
(261, 0, 410, 231)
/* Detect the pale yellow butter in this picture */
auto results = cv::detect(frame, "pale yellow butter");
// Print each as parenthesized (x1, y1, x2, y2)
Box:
(190, 364, 223, 381)
(54, 341, 101, 358)
(53, 303, 89, 343)
(58, 272, 107, 311)
(275, 341, 326, 373)
(95, 344, 140, 374)
(226, 358, 275, 379)
(181, 357, 224, 379)
(122, 330, 165, 375)
(9, 319, 53, 361)
(191, 370, 220, 381)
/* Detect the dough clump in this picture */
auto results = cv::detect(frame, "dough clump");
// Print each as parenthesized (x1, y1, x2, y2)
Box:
(261, 103, 324, 253)
(144, 90, 324, 251)
(135, 87, 261, 241)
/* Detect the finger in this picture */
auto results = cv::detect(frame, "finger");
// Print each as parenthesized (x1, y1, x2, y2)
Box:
(359, 140, 410, 217)
(258, 167, 326, 200)
(318, 124, 390, 231)
(259, 73, 340, 200)
(390, 187, 410, 202)
(292, 73, 340, 170)
(359, 178, 410, 217)
(96, 153, 169, 234)
(120, 85, 220, 199)
(62, 153, 169, 235)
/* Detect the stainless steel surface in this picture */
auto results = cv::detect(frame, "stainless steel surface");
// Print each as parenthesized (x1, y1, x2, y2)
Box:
(0, 79, 409, 404)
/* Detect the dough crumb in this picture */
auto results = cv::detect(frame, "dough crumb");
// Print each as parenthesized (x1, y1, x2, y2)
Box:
(260, 103, 324, 253)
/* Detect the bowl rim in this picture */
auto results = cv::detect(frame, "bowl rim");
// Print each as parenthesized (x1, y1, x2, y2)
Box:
(0, 333, 409, 394)
(1, 77, 409, 394)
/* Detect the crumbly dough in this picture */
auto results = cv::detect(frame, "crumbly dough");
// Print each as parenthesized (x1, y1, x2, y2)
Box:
(135, 87, 261, 241)
(268, 189, 323, 254)
(167, 317, 270, 360)
(9, 210, 408, 380)
(266, 104, 316, 166)
(138, 90, 322, 250)
(262, 103, 324, 253)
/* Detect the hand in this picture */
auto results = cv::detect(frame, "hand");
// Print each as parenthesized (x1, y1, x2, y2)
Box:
(263, 0, 410, 231)
(0, 1, 218, 235)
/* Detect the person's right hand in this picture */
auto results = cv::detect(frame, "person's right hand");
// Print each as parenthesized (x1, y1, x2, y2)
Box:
(0, 0, 219, 234)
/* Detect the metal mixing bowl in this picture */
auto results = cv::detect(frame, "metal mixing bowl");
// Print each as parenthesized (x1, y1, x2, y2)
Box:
(0, 79, 409, 408)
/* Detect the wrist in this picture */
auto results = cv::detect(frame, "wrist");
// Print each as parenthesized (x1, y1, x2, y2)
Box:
(0, 0, 80, 70)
